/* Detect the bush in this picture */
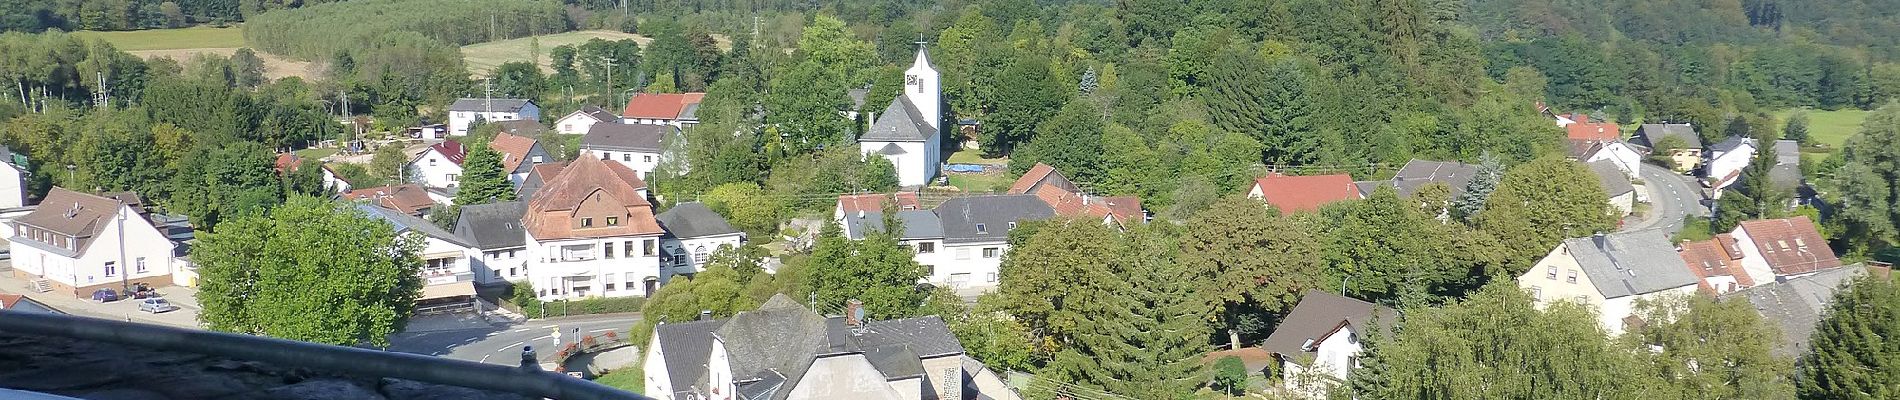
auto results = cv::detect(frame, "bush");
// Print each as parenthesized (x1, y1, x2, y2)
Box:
(507, 282, 646, 319)
(1213, 355, 1248, 395)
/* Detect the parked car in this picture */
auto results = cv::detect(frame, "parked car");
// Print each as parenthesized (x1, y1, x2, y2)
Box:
(138, 298, 178, 314)
(90, 288, 119, 302)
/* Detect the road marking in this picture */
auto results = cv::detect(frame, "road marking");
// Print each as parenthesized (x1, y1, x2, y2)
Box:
(480, 354, 493, 363)
(510, 328, 529, 333)
(589, 328, 615, 334)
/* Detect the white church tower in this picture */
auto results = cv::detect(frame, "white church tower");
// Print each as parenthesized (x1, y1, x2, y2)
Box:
(859, 44, 945, 187)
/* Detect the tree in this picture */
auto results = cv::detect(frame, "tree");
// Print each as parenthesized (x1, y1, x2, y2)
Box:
(490, 61, 545, 100)
(1474, 156, 1615, 270)
(1325, 187, 1494, 306)
(1181, 197, 1324, 349)
(1212, 356, 1247, 395)
(1830, 104, 1900, 253)
(1205, 50, 1322, 165)
(1799, 277, 1900, 399)
(453, 143, 515, 206)
(1631, 295, 1794, 399)
(995, 219, 1128, 354)
(1451, 152, 1503, 222)
(195, 196, 424, 347)
(700, 182, 781, 238)
(1009, 98, 1106, 181)
(1785, 111, 1810, 144)
(170, 142, 284, 229)
(230, 48, 266, 89)
(985, 56, 1067, 156)
(804, 222, 927, 319)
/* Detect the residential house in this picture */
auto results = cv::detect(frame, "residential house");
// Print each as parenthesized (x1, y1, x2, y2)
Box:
(1724, 264, 1873, 357)
(517, 161, 569, 199)
(555, 105, 621, 135)
(1246, 173, 1362, 214)
(581, 123, 678, 180)
(405, 123, 447, 139)
(1261, 290, 1396, 399)
(621, 93, 706, 127)
(1753, 139, 1809, 206)
(656, 202, 747, 280)
(841, 208, 949, 285)
(1516, 231, 1700, 334)
(1564, 115, 1621, 142)
(356, 204, 480, 308)
(342, 184, 439, 217)
(1729, 216, 1841, 285)
(1009, 163, 1145, 225)
(1589, 160, 1636, 217)
(0, 145, 28, 208)
(320, 165, 354, 194)
(859, 46, 945, 187)
(7, 188, 175, 298)
(410, 140, 468, 189)
(0, 293, 58, 313)
(644, 295, 1006, 400)
(1633, 123, 1703, 173)
(489, 132, 552, 185)
(447, 98, 540, 136)
(454, 200, 530, 284)
(1705, 136, 1758, 193)
(1567, 139, 1643, 179)
(521, 153, 664, 300)
(1353, 159, 1478, 198)
(1678, 234, 1754, 295)
(932, 195, 1054, 290)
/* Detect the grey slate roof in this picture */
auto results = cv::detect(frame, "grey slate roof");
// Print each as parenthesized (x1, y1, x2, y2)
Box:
(862, 346, 924, 379)
(577, 105, 618, 122)
(716, 295, 834, 392)
(677, 103, 701, 121)
(356, 204, 473, 248)
(1770, 140, 1803, 188)
(1386, 159, 1479, 198)
(1261, 290, 1396, 365)
(935, 195, 1055, 244)
(1563, 231, 1699, 299)
(453, 201, 527, 250)
(1588, 160, 1634, 197)
(581, 123, 671, 152)
(1710, 135, 1756, 155)
(1723, 265, 1865, 357)
(447, 98, 532, 113)
(843, 210, 945, 240)
(859, 96, 935, 142)
(855, 315, 967, 358)
(656, 202, 741, 239)
(1636, 124, 1702, 149)
(655, 318, 728, 399)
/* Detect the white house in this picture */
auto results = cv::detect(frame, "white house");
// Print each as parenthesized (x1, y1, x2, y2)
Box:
(580, 123, 678, 181)
(619, 93, 705, 127)
(1569, 140, 1643, 179)
(654, 202, 747, 281)
(1705, 136, 1758, 193)
(554, 105, 620, 136)
(1262, 291, 1395, 399)
(1517, 231, 1701, 335)
(7, 188, 174, 298)
(928, 195, 1053, 291)
(489, 132, 552, 185)
(521, 153, 664, 300)
(859, 46, 944, 187)
(1589, 160, 1636, 217)
(454, 200, 530, 284)
(447, 98, 540, 136)
(320, 165, 354, 194)
(1730, 216, 1842, 286)
(357, 204, 480, 307)
(0, 145, 29, 208)
(409, 140, 467, 189)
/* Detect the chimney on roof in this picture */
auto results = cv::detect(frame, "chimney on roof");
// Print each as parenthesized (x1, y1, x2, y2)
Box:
(845, 299, 864, 327)
(65, 202, 78, 219)
(1593, 232, 1607, 249)
(698, 310, 712, 321)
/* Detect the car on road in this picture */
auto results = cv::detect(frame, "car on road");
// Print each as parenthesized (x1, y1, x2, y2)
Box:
(138, 298, 178, 313)
(90, 288, 119, 302)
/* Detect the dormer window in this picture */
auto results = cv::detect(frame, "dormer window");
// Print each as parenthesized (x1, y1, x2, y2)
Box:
(607, 217, 619, 226)
(582, 217, 594, 227)
(975, 223, 986, 234)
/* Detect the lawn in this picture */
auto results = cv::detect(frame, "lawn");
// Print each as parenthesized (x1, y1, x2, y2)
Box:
(947, 173, 1010, 193)
(74, 26, 247, 51)
(293, 148, 339, 160)
(592, 361, 643, 394)
(1775, 108, 1871, 158)
(461, 31, 651, 76)
(946, 150, 1007, 165)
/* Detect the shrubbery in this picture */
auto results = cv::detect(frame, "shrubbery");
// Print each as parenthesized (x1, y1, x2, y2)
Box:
(506, 282, 646, 319)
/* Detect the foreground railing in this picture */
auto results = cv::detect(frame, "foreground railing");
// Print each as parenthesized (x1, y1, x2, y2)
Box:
(0, 310, 650, 400)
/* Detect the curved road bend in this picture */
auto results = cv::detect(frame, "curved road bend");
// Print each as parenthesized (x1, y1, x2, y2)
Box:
(1622, 163, 1707, 234)
(389, 314, 641, 365)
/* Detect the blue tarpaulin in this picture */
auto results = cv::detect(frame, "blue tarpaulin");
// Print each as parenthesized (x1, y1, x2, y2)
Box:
(945, 164, 987, 173)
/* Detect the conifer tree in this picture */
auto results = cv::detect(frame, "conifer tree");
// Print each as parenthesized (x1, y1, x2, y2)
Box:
(453, 143, 515, 206)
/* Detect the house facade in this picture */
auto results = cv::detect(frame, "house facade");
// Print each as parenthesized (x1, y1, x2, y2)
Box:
(410, 140, 467, 189)
(859, 46, 944, 187)
(555, 105, 620, 135)
(1516, 232, 1700, 335)
(932, 195, 1053, 290)
(1261, 290, 1395, 399)
(1633, 123, 1703, 173)
(447, 98, 540, 136)
(7, 188, 174, 297)
(356, 204, 480, 307)
(655, 202, 747, 281)
(1589, 160, 1636, 217)
(1570, 140, 1643, 179)
(581, 123, 677, 180)
(522, 153, 664, 300)
(1730, 216, 1841, 285)
(620, 93, 705, 127)
(0, 145, 28, 209)
(1706, 136, 1758, 193)
(489, 132, 551, 185)
(454, 200, 530, 284)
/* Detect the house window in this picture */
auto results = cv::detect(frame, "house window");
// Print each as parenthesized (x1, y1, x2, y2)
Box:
(607, 217, 619, 226)
(605, 243, 617, 259)
(956, 248, 970, 260)
(509, 267, 517, 276)
(429, 158, 437, 166)
(694, 246, 708, 265)
(917, 242, 935, 254)
(1546, 266, 1557, 280)
(447, 174, 459, 181)
(582, 218, 594, 227)
(975, 223, 987, 234)
(982, 248, 999, 258)
(135, 257, 147, 274)
(1008, 222, 1016, 229)
(507, 250, 517, 258)
(644, 239, 657, 256)
(104, 261, 117, 277)
(601, 152, 611, 160)
(986, 273, 997, 282)
(623, 154, 632, 162)
(644, 155, 653, 163)
(606, 282, 616, 291)
(1531, 286, 1542, 300)
(1566, 270, 1578, 284)
(673, 254, 687, 265)
(624, 241, 637, 257)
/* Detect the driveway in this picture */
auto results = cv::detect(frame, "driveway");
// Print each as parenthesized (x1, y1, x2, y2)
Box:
(1622, 163, 1708, 234)
(387, 314, 642, 365)
(0, 261, 203, 328)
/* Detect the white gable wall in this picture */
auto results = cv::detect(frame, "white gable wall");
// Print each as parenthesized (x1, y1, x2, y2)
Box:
(1586, 142, 1643, 179)
(585, 149, 663, 181)
(644, 326, 674, 398)
(409, 149, 464, 189)
(556, 112, 603, 136)
(1706, 143, 1756, 193)
(936, 241, 1004, 291)
(0, 164, 24, 208)
(862, 140, 936, 187)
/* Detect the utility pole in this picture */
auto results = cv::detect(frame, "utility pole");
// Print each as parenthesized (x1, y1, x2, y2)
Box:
(602, 57, 617, 107)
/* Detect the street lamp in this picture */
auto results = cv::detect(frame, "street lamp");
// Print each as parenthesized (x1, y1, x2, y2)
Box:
(64, 164, 74, 184)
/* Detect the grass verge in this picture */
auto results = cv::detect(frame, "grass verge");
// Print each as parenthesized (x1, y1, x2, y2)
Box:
(592, 361, 644, 393)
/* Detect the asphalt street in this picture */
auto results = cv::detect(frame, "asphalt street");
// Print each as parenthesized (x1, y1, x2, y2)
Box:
(1623, 163, 1708, 234)
(387, 314, 642, 365)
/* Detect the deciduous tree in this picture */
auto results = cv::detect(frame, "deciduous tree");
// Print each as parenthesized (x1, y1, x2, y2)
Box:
(1474, 156, 1614, 270)
(1181, 197, 1324, 349)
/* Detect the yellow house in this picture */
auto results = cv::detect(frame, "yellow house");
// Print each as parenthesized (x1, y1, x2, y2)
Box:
(1516, 231, 1701, 335)
(1634, 124, 1703, 173)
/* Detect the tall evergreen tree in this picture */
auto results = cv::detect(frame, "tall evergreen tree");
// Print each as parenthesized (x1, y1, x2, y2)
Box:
(453, 143, 515, 206)
(1798, 277, 1900, 399)
(1451, 152, 1503, 222)
(1784, 111, 1810, 144)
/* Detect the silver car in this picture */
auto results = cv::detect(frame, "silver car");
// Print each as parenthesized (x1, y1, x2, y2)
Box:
(138, 298, 178, 314)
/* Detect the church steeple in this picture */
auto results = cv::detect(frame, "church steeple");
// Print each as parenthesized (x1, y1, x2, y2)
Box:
(902, 43, 941, 131)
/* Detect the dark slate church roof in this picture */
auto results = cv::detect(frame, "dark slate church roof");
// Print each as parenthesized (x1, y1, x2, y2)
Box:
(859, 96, 935, 142)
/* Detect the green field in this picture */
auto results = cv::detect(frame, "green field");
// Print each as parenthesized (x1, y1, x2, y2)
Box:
(592, 362, 643, 393)
(1776, 108, 1871, 150)
(461, 30, 651, 76)
(74, 26, 247, 51)
(946, 150, 1007, 165)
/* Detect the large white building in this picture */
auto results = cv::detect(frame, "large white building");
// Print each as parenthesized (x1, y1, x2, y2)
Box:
(454, 200, 531, 285)
(554, 105, 620, 136)
(859, 46, 944, 187)
(7, 188, 175, 297)
(580, 123, 679, 181)
(356, 204, 480, 308)
(1706, 136, 1758, 194)
(1516, 231, 1701, 335)
(447, 98, 540, 137)
(409, 141, 468, 189)
(521, 153, 665, 300)
(654, 202, 746, 281)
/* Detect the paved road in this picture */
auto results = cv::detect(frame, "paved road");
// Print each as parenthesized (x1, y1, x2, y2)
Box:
(388, 314, 642, 365)
(1623, 163, 1708, 234)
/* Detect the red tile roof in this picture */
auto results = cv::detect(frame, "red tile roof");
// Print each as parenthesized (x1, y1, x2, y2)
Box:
(836, 193, 923, 216)
(427, 140, 468, 166)
(522, 152, 661, 240)
(1249, 173, 1361, 213)
(621, 93, 706, 120)
(274, 154, 303, 173)
(342, 184, 437, 215)
(0, 293, 23, 309)
(1566, 121, 1621, 142)
(1737, 216, 1841, 276)
(489, 133, 538, 173)
(1034, 189, 1144, 224)
(1008, 163, 1077, 195)
(1679, 234, 1755, 293)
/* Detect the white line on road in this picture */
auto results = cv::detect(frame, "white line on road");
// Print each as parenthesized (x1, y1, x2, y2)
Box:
(481, 354, 492, 363)
(589, 328, 615, 333)
(510, 328, 529, 333)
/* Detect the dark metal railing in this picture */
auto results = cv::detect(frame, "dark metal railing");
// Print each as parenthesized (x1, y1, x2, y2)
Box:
(0, 310, 650, 400)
